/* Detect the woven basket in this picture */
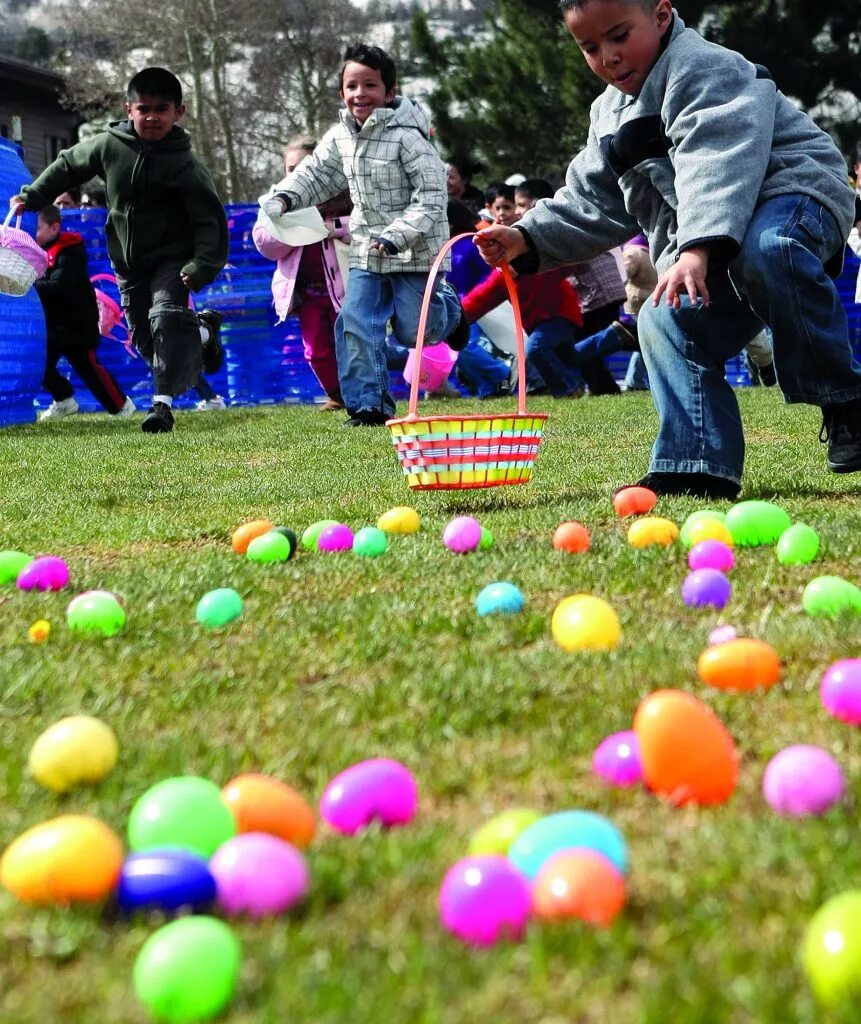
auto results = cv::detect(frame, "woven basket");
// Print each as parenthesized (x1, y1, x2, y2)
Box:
(0, 208, 48, 297)
(387, 233, 547, 491)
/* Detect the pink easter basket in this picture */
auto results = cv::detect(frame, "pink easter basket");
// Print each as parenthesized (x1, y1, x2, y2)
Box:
(90, 273, 137, 357)
(0, 208, 49, 297)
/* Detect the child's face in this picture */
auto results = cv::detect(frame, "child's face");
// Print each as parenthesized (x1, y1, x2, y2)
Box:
(36, 217, 60, 248)
(489, 196, 517, 226)
(340, 61, 396, 124)
(564, 0, 673, 96)
(124, 93, 186, 142)
(514, 191, 535, 219)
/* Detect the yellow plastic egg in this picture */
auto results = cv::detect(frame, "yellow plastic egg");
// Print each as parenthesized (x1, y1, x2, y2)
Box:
(28, 715, 118, 792)
(376, 506, 421, 534)
(627, 517, 679, 549)
(28, 619, 51, 643)
(551, 594, 621, 651)
(686, 518, 734, 548)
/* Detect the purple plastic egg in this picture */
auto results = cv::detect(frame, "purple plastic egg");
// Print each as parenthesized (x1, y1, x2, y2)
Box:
(688, 540, 735, 573)
(821, 659, 861, 725)
(763, 745, 844, 817)
(317, 524, 354, 552)
(439, 855, 532, 946)
(442, 516, 482, 554)
(16, 556, 70, 592)
(708, 624, 738, 645)
(319, 758, 418, 834)
(682, 568, 732, 609)
(592, 730, 643, 788)
(209, 832, 309, 917)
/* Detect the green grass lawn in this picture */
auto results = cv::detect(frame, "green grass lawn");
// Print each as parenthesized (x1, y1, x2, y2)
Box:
(0, 390, 860, 1024)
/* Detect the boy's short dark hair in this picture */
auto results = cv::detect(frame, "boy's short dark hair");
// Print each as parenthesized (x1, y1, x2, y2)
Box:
(515, 178, 554, 202)
(341, 43, 397, 93)
(38, 205, 62, 226)
(127, 67, 183, 105)
(484, 182, 515, 205)
(559, 0, 656, 11)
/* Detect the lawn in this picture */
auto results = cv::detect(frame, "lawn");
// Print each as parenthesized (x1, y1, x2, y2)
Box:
(0, 390, 859, 1024)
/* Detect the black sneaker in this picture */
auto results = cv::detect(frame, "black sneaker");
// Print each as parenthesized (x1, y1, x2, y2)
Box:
(343, 410, 389, 427)
(821, 401, 861, 473)
(141, 402, 175, 434)
(612, 318, 640, 352)
(624, 472, 741, 500)
(758, 361, 777, 387)
(199, 309, 224, 374)
(444, 296, 471, 352)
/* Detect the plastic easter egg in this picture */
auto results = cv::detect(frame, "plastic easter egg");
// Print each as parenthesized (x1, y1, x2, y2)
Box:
(353, 526, 388, 558)
(246, 531, 292, 563)
(802, 576, 861, 618)
(134, 916, 241, 1023)
(271, 526, 298, 557)
(439, 855, 532, 946)
(634, 689, 739, 805)
(708, 624, 737, 645)
(222, 774, 315, 848)
(688, 540, 735, 572)
(592, 730, 642, 788)
(128, 776, 236, 857)
(776, 522, 820, 565)
(231, 519, 274, 555)
(627, 517, 679, 548)
(725, 500, 791, 546)
(0, 814, 122, 904)
(551, 594, 620, 652)
(118, 850, 217, 914)
(0, 550, 32, 584)
(468, 809, 542, 857)
(533, 849, 626, 927)
(320, 758, 418, 834)
(376, 506, 421, 534)
(443, 515, 482, 553)
(803, 891, 861, 1007)
(66, 590, 126, 637)
(210, 833, 309, 917)
(508, 810, 628, 878)
(28, 619, 50, 643)
(552, 521, 590, 553)
(17, 555, 69, 592)
(686, 518, 734, 548)
(301, 519, 338, 551)
(317, 523, 354, 552)
(476, 582, 524, 616)
(479, 526, 494, 551)
(613, 485, 657, 517)
(682, 569, 732, 609)
(680, 510, 726, 547)
(821, 659, 861, 725)
(28, 715, 118, 792)
(697, 637, 781, 691)
(195, 588, 243, 628)
(763, 745, 843, 817)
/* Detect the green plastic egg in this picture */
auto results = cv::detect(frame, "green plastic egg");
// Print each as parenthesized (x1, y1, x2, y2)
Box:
(301, 520, 338, 551)
(679, 510, 726, 547)
(128, 776, 236, 857)
(66, 590, 126, 637)
(195, 588, 243, 628)
(0, 550, 32, 585)
(468, 808, 541, 856)
(246, 531, 292, 564)
(479, 527, 494, 551)
(271, 527, 297, 558)
(776, 523, 820, 565)
(725, 501, 791, 546)
(352, 526, 388, 558)
(802, 576, 861, 618)
(803, 891, 861, 1006)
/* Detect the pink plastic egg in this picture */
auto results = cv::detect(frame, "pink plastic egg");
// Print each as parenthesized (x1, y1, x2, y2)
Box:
(592, 730, 643, 787)
(821, 659, 861, 725)
(439, 855, 532, 946)
(319, 758, 418, 834)
(209, 832, 308, 917)
(763, 745, 844, 817)
(442, 516, 482, 554)
(317, 524, 354, 552)
(17, 556, 70, 592)
(708, 625, 738, 645)
(688, 540, 735, 573)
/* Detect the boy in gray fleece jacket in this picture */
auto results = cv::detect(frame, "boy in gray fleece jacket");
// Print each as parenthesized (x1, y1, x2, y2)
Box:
(476, 0, 861, 497)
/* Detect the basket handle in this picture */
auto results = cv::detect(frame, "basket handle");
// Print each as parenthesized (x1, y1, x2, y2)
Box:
(90, 273, 118, 286)
(2, 207, 22, 231)
(406, 232, 526, 421)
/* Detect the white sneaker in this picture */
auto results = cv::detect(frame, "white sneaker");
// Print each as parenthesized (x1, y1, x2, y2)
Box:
(115, 397, 136, 418)
(194, 396, 227, 412)
(39, 397, 79, 421)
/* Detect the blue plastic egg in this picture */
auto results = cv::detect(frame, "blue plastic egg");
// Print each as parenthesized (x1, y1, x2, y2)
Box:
(507, 810, 628, 878)
(476, 582, 524, 616)
(118, 849, 217, 914)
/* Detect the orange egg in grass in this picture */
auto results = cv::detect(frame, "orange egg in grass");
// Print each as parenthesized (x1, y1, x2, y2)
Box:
(222, 773, 316, 848)
(552, 521, 591, 553)
(613, 486, 657, 518)
(697, 638, 782, 692)
(533, 849, 626, 927)
(231, 519, 275, 555)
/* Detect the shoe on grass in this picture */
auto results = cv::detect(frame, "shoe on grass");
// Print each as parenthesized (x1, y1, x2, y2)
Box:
(343, 410, 389, 427)
(141, 402, 175, 434)
(821, 400, 861, 473)
(194, 395, 227, 412)
(426, 380, 461, 399)
(116, 397, 136, 417)
(199, 309, 224, 374)
(39, 397, 78, 421)
(627, 471, 741, 500)
(612, 318, 640, 351)
(319, 396, 345, 412)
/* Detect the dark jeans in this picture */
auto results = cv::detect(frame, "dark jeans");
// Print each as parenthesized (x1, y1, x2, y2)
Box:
(43, 334, 126, 414)
(564, 303, 622, 395)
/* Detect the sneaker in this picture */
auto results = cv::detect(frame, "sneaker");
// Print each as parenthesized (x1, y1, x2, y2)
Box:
(141, 402, 175, 434)
(821, 400, 861, 473)
(343, 410, 389, 427)
(426, 380, 461, 399)
(758, 361, 777, 387)
(39, 397, 78, 421)
(115, 397, 136, 418)
(444, 296, 471, 352)
(612, 318, 640, 351)
(624, 471, 741, 500)
(194, 396, 227, 412)
(319, 396, 345, 412)
(199, 309, 224, 374)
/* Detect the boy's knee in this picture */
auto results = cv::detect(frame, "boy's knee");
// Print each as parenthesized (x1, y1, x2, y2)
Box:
(148, 304, 200, 336)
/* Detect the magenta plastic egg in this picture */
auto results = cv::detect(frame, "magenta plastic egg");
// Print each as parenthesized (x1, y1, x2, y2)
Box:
(17, 556, 70, 592)
(763, 745, 844, 817)
(592, 730, 643, 788)
(319, 758, 418, 834)
(688, 540, 734, 573)
(682, 569, 732, 609)
(209, 833, 308, 917)
(317, 524, 354, 552)
(439, 855, 532, 946)
(821, 659, 861, 725)
(442, 516, 482, 553)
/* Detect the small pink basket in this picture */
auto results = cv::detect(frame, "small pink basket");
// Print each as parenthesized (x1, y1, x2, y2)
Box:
(403, 342, 457, 392)
(0, 208, 48, 297)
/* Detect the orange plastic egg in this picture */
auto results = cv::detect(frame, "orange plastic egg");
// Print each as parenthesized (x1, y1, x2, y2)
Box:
(697, 638, 781, 691)
(552, 521, 591, 553)
(231, 520, 275, 555)
(0, 814, 122, 904)
(613, 486, 658, 518)
(627, 517, 679, 548)
(533, 849, 626, 927)
(633, 689, 739, 806)
(222, 773, 315, 848)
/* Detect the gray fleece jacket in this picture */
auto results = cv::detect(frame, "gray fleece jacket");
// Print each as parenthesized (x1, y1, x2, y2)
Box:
(519, 12, 855, 278)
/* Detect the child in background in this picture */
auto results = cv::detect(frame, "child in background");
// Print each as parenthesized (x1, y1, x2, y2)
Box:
(445, 156, 486, 217)
(34, 205, 134, 421)
(484, 183, 518, 227)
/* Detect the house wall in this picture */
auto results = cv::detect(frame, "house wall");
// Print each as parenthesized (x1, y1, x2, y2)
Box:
(0, 64, 79, 178)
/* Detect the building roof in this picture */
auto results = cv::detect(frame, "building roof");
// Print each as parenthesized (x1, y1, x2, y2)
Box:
(0, 54, 66, 93)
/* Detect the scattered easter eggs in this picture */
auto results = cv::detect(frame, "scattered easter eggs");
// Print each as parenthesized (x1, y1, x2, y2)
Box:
(376, 506, 421, 534)
(17, 555, 69, 592)
(476, 582, 524, 616)
(246, 530, 292, 563)
(697, 637, 781, 691)
(28, 619, 50, 643)
(479, 526, 494, 551)
(231, 519, 274, 555)
(210, 833, 309, 917)
(634, 689, 739, 805)
(680, 510, 726, 547)
(353, 526, 388, 558)
(443, 516, 482, 553)
(317, 523, 354, 552)
(533, 849, 626, 927)
(821, 659, 861, 725)
(468, 809, 542, 857)
(685, 517, 734, 548)
(508, 810, 628, 879)
(682, 569, 732, 609)
(301, 520, 338, 551)
(708, 624, 737, 645)
(195, 588, 243, 629)
(66, 590, 126, 637)
(776, 522, 820, 565)
(118, 849, 217, 914)
(613, 485, 657, 517)
(763, 745, 844, 817)
(551, 594, 620, 652)
(128, 776, 237, 858)
(133, 916, 241, 1023)
(552, 521, 590, 553)
(803, 576, 861, 618)
(803, 890, 861, 1006)
(222, 774, 315, 848)
(0, 549, 32, 584)
(320, 758, 418, 834)
(725, 500, 791, 546)
(592, 730, 642, 788)
(688, 540, 734, 572)
(28, 715, 118, 792)
(271, 526, 298, 557)
(439, 855, 532, 946)
(0, 814, 122, 904)
(627, 517, 679, 549)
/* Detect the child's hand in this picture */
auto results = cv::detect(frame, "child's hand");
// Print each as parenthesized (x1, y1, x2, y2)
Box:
(368, 240, 389, 254)
(8, 195, 25, 216)
(180, 272, 192, 289)
(474, 226, 527, 266)
(653, 248, 710, 308)
(262, 197, 287, 218)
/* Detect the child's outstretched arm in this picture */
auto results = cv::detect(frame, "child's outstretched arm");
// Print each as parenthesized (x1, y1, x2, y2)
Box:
(12, 138, 105, 212)
(179, 163, 229, 291)
(270, 131, 348, 215)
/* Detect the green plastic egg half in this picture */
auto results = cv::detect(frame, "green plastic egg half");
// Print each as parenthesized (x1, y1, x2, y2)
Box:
(66, 590, 126, 637)
(353, 527, 388, 558)
(776, 523, 820, 565)
(803, 891, 861, 1007)
(802, 576, 861, 618)
(246, 531, 292, 564)
(725, 501, 791, 546)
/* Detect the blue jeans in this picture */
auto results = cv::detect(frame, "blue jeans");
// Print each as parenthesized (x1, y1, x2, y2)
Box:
(638, 194, 861, 484)
(624, 352, 649, 390)
(456, 333, 511, 397)
(526, 317, 583, 398)
(335, 269, 461, 417)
